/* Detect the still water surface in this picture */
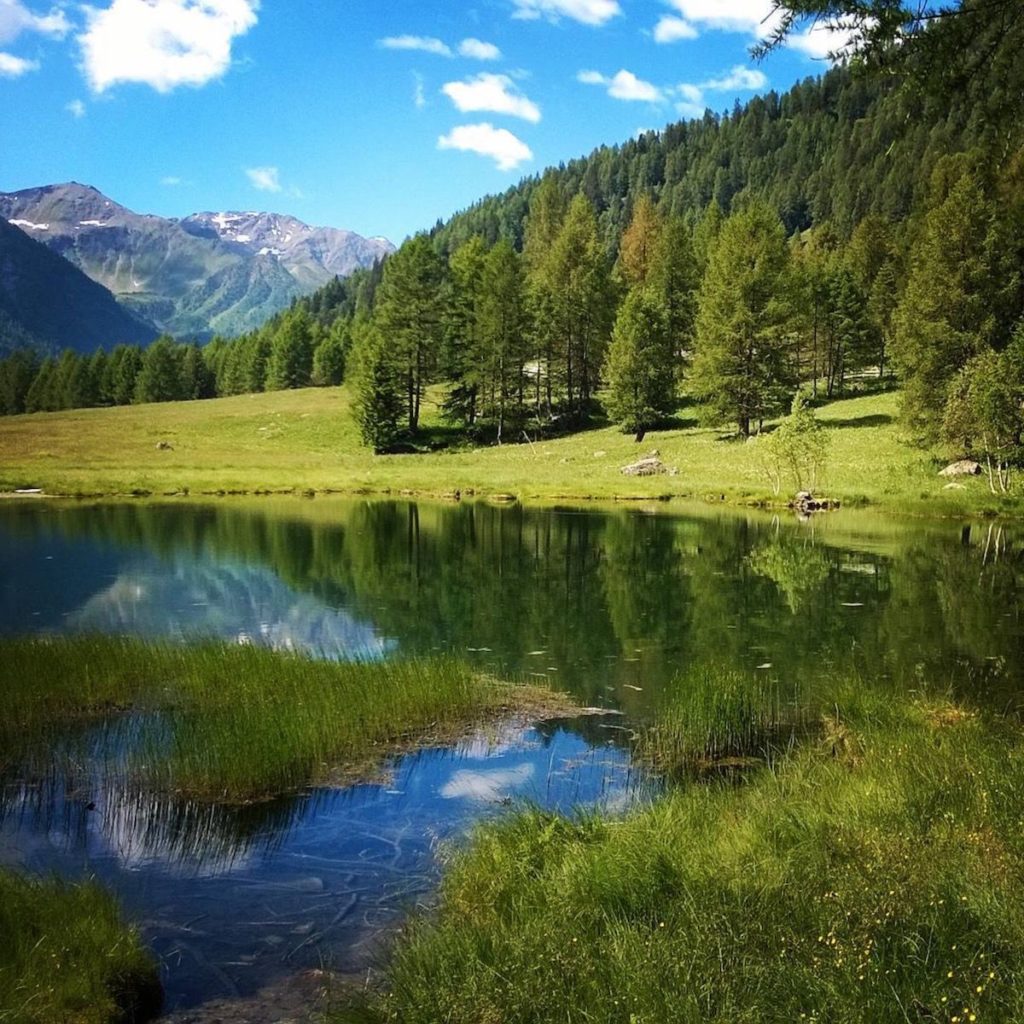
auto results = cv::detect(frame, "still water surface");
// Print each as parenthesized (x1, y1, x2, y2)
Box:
(1, 498, 1022, 1014)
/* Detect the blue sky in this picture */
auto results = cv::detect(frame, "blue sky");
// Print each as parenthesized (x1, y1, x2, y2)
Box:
(0, 0, 849, 244)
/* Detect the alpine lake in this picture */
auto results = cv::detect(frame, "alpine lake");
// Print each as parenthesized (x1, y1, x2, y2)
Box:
(2, 496, 1022, 1020)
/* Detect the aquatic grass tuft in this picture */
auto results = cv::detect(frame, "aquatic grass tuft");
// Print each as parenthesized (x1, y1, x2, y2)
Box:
(0, 636, 573, 804)
(0, 869, 160, 1024)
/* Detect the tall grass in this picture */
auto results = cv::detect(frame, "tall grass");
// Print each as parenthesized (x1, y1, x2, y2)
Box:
(0, 869, 160, 1024)
(342, 685, 1024, 1024)
(0, 636, 569, 804)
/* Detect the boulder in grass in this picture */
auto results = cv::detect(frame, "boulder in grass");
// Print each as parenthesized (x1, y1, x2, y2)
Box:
(621, 456, 667, 477)
(939, 460, 981, 477)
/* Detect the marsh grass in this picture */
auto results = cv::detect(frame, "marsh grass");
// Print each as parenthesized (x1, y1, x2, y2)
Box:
(342, 684, 1024, 1024)
(0, 636, 573, 804)
(636, 667, 820, 777)
(0, 869, 160, 1024)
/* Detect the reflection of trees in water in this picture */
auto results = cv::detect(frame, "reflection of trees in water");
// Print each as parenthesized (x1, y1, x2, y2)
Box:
(3, 501, 1024, 714)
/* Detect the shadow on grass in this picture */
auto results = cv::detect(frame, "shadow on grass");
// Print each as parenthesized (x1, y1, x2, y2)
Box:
(823, 413, 894, 429)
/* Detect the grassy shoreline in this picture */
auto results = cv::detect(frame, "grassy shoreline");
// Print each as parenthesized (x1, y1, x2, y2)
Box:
(342, 676, 1024, 1024)
(1, 385, 1022, 519)
(0, 870, 161, 1024)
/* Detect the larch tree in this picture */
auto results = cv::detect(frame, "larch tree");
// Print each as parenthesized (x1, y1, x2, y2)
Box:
(690, 200, 794, 436)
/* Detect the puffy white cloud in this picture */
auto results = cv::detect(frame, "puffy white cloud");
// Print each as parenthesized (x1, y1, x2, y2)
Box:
(0, 48, 36, 74)
(378, 34, 452, 57)
(438, 122, 533, 171)
(245, 166, 280, 192)
(664, 0, 780, 36)
(443, 72, 541, 123)
(66, 97, 86, 116)
(578, 68, 664, 104)
(702, 64, 768, 91)
(653, 15, 697, 44)
(79, 0, 259, 94)
(786, 21, 856, 60)
(511, 0, 621, 28)
(671, 65, 768, 118)
(459, 37, 501, 60)
(0, 0, 69, 45)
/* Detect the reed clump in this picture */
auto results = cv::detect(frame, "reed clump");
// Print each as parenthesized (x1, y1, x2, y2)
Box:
(0, 636, 572, 804)
(0, 869, 160, 1024)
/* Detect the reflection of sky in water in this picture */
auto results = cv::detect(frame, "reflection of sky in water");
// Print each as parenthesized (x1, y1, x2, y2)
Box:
(1, 722, 648, 1012)
(0, 527, 391, 659)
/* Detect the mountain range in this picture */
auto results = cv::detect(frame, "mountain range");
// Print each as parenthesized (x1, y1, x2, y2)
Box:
(0, 183, 393, 344)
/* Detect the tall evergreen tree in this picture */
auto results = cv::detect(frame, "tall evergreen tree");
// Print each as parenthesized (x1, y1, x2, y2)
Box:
(135, 336, 186, 404)
(374, 234, 446, 433)
(617, 194, 663, 288)
(442, 236, 487, 427)
(352, 323, 405, 453)
(266, 308, 314, 391)
(691, 200, 794, 435)
(604, 286, 676, 436)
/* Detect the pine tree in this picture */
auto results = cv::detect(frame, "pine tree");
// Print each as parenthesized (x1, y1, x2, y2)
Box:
(25, 357, 58, 413)
(374, 234, 446, 433)
(650, 215, 699, 370)
(352, 324, 405, 453)
(691, 200, 794, 436)
(891, 163, 1009, 440)
(135, 337, 186, 404)
(478, 238, 530, 441)
(266, 308, 314, 390)
(0, 349, 39, 415)
(311, 320, 349, 386)
(604, 287, 676, 435)
(442, 237, 487, 427)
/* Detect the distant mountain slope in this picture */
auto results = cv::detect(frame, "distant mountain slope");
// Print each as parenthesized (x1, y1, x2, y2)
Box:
(180, 211, 393, 291)
(0, 217, 157, 355)
(0, 184, 393, 339)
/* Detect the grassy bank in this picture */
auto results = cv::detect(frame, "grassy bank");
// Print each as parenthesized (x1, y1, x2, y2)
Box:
(1, 637, 575, 804)
(0, 870, 160, 1024)
(342, 676, 1024, 1024)
(0, 385, 1018, 517)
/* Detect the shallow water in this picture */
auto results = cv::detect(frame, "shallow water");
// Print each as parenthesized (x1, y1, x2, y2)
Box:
(2, 498, 1023, 1014)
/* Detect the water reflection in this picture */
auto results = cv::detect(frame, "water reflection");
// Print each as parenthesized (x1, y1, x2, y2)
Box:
(2, 498, 1024, 1013)
(1, 721, 646, 1011)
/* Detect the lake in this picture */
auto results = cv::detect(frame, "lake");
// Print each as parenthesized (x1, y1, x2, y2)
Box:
(1, 497, 1021, 1016)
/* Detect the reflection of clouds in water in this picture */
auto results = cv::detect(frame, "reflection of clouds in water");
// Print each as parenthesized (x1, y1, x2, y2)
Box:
(453, 723, 542, 761)
(67, 558, 392, 660)
(440, 764, 535, 802)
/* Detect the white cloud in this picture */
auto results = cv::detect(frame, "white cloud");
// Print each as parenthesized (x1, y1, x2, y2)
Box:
(459, 37, 501, 60)
(438, 122, 533, 171)
(653, 15, 697, 44)
(412, 70, 425, 109)
(702, 65, 768, 91)
(66, 98, 86, 116)
(378, 34, 452, 57)
(512, 0, 621, 27)
(0, 48, 35, 74)
(786, 21, 857, 60)
(578, 68, 664, 104)
(664, 0, 780, 36)
(442, 72, 541, 123)
(672, 64, 769, 118)
(0, 0, 70, 45)
(79, 0, 259, 94)
(245, 165, 281, 192)
(160, 175, 182, 185)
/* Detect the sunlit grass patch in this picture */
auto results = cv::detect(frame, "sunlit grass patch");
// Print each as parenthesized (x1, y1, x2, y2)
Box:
(0, 870, 160, 1024)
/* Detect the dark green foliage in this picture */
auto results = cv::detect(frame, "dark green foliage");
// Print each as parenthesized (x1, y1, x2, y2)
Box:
(604, 286, 676, 434)
(266, 307, 314, 391)
(375, 234, 446, 432)
(0, 348, 39, 415)
(134, 336, 186, 404)
(312, 320, 349, 386)
(353, 324, 406, 453)
(441, 237, 488, 427)
(691, 200, 795, 435)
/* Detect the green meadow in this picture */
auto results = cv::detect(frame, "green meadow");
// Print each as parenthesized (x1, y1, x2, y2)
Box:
(0, 385, 1018, 517)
